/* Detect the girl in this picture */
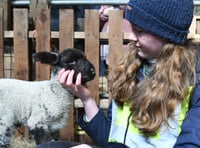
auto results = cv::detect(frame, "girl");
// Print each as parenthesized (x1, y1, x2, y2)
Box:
(38, 0, 200, 147)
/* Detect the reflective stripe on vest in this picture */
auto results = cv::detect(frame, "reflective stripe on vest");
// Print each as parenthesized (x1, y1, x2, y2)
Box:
(108, 86, 193, 148)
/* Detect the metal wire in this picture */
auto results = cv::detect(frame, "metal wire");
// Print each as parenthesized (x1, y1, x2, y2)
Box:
(10, 0, 200, 7)
(11, 0, 129, 6)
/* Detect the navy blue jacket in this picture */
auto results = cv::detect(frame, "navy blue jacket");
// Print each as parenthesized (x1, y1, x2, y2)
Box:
(79, 50, 200, 148)
(174, 49, 200, 148)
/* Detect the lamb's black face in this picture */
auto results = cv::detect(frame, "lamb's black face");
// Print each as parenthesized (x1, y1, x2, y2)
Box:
(33, 48, 96, 83)
(58, 48, 96, 83)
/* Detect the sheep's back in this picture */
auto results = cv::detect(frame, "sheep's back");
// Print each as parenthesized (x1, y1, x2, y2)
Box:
(0, 78, 74, 127)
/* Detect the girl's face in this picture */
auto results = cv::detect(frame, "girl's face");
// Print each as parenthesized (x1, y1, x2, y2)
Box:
(129, 24, 166, 59)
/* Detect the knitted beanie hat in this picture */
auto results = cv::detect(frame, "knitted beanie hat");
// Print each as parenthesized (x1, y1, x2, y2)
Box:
(125, 0, 194, 44)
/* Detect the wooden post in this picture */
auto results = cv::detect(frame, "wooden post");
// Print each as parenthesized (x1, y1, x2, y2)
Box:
(84, 9, 100, 144)
(59, 9, 75, 141)
(35, 9, 51, 80)
(85, 9, 100, 104)
(29, 0, 49, 27)
(0, 8, 3, 78)
(196, 16, 200, 34)
(108, 10, 124, 100)
(59, 9, 74, 50)
(13, 8, 30, 141)
(13, 9, 29, 80)
(108, 10, 124, 68)
(0, 0, 9, 30)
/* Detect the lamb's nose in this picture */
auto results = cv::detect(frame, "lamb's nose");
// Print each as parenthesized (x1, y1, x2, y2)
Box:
(90, 68, 96, 75)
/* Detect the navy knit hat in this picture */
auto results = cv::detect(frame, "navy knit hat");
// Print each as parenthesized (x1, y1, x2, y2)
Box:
(125, 0, 194, 44)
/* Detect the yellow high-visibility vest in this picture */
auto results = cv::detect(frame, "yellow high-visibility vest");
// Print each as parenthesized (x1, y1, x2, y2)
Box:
(108, 87, 193, 148)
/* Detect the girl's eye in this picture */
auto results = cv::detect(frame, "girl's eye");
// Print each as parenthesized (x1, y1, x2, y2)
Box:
(136, 27, 144, 33)
(131, 24, 144, 33)
(68, 61, 76, 65)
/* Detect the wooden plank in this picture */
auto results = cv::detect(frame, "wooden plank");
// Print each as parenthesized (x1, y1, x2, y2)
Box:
(108, 10, 124, 68)
(13, 9, 29, 80)
(29, 0, 49, 26)
(59, 9, 75, 141)
(75, 98, 109, 109)
(0, 0, 9, 30)
(4, 31, 131, 40)
(59, 9, 74, 50)
(189, 16, 197, 37)
(82, 9, 100, 144)
(108, 10, 124, 100)
(196, 17, 200, 34)
(85, 9, 100, 104)
(35, 9, 51, 80)
(0, 8, 3, 78)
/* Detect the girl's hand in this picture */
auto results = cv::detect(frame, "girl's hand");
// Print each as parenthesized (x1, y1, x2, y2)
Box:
(58, 69, 99, 121)
(99, 5, 114, 22)
(58, 69, 92, 102)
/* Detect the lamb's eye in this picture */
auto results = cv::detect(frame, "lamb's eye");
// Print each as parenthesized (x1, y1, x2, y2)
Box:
(68, 61, 76, 65)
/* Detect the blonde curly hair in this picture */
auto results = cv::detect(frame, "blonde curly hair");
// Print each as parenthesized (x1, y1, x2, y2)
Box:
(109, 40, 197, 136)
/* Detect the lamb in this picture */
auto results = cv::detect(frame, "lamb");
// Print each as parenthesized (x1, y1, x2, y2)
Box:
(0, 48, 96, 147)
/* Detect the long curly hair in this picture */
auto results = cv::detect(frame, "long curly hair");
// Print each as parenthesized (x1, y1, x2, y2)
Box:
(109, 40, 198, 136)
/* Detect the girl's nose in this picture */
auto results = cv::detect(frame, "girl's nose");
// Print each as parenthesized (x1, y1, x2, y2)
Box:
(129, 31, 138, 42)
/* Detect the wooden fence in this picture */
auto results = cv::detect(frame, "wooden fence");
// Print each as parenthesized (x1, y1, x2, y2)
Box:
(0, 7, 200, 144)
(0, 7, 130, 143)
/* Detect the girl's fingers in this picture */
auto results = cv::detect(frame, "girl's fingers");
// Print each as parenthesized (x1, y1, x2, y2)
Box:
(76, 73, 82, 85)
(58, 68, 65, 79)
(74, 73, 82, 91)
(66, 70, 75, 85)
(58, 70, 83, 93)
(58, 69, 70, 84)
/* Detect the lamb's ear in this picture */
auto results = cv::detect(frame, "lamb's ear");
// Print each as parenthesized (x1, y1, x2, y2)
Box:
(33, 51, 59, 65)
